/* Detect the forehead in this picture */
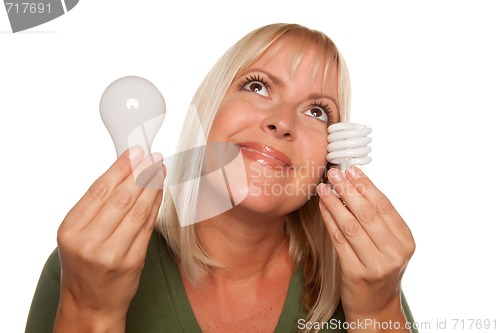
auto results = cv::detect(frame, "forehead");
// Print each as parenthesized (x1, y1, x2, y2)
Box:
(245, 35, 338, 93)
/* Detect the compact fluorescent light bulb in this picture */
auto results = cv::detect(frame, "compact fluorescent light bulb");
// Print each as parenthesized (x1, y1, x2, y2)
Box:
(100, 76, 166, 157)
(327, 122, 372, 172)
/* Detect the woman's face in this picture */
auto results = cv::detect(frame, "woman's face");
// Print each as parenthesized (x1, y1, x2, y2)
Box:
(208, 36, 340, 218)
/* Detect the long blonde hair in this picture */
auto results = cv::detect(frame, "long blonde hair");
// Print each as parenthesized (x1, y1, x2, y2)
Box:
(156, 23, 351, 331)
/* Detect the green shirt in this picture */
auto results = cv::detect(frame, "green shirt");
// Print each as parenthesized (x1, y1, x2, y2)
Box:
(25, 230, 417, 332)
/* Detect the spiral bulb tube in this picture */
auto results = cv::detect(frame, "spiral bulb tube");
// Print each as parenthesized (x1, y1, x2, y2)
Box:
(327, 123, 372, 172)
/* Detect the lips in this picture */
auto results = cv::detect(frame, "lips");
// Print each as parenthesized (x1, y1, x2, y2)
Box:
(239, 142, 292, 168)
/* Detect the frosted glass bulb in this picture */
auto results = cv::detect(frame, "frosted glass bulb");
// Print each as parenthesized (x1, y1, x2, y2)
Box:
(100, 76, 166, 158)
(327, 122, 372, 172)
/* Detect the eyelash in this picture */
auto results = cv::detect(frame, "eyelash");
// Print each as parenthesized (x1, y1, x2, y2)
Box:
(239, 74, 336, 125)
(309, 100, 335, 125)
(239, 74, 271, 92)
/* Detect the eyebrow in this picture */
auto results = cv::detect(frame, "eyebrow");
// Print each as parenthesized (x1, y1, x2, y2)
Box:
(235, 68, 284, 86)
(236, 68, 340, 112)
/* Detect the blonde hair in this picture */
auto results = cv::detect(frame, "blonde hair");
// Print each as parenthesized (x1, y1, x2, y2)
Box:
(157, 23, 351, 332)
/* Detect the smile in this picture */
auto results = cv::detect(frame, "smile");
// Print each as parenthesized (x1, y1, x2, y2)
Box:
(239, 142, 292, 168)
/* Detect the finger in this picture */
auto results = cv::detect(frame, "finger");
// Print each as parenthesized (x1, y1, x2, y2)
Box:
(134, 159, 166, 190)
(83, 153, 163, 241)
(318, 186, 361, 266)
(63, 147, 145, 230)
(111, 165, 165, 256)
(125, 188, 164, 262)
(317, 183, 377, 267)
(328, 168, 401, 256)
(345, 166, 415, 243)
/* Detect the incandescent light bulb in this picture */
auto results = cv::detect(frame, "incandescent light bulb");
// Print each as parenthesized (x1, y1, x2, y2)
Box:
(99, 76, 166, 158)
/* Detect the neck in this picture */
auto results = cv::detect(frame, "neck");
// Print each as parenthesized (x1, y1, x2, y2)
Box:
(195, 208, 293, 283)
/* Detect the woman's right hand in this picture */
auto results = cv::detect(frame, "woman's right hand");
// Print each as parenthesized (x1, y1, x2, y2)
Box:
(54, 147, 165, 332)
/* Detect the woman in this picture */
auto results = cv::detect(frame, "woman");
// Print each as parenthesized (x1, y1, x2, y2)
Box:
(26, 23, 417, 332)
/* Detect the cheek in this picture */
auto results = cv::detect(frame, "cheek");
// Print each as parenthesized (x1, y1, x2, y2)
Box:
(208, 98, 259, 141)
(295, 135, 329, 183)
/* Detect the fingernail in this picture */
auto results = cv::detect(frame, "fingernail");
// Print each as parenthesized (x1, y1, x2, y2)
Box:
(319, 183, 332, 197)
(150, 152, 164, 164)
(328, 168, 343, 183)
(347, 166, 363, 179)
(128, 146, 144, 162)
(318, 184, 328, 197)
(319, 199, 326, 210)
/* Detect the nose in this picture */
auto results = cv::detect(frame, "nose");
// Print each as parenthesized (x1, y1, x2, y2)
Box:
(261, 103, 296, 140)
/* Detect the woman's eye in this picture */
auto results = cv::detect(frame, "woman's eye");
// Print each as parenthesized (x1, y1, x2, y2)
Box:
(242, 80, 270, 97)
(305, 105, 329, 122)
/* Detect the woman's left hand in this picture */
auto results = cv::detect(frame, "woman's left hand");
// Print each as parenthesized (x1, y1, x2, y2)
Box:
(317, 166, 415, 323)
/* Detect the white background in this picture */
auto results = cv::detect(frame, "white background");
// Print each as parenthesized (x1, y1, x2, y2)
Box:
(1, 1, 499, 332)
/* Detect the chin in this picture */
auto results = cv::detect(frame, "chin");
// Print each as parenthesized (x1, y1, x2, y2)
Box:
(234, 182, 310, 217)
